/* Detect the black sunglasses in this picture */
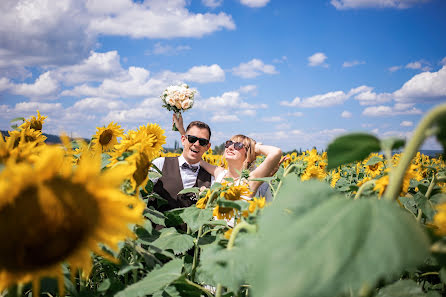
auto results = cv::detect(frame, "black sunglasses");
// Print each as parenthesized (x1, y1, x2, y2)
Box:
(186, 134, 209, 146)
(225, 140, 245, 150)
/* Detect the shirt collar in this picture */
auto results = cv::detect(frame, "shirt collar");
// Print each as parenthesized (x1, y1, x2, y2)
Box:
(179, 154, 200, 168)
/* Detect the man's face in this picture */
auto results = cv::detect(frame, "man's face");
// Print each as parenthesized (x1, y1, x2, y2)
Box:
(181, 126, 211, 164)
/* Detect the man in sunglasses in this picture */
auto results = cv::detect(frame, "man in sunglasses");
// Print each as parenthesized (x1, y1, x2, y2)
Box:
(150, 117, 212, 212)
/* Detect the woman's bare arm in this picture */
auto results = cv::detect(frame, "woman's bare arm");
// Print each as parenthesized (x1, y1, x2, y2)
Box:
(199, 159, 224, 177)
(248, 144, 282, 195)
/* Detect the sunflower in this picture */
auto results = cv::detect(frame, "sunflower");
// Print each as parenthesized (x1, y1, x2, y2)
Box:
(242, 197, 266, 217)
(373, 175, 389, 198)
(108, 123, 166, 168)
(125, 150, 153, 192)
(301, 164, 326, 181)
(364, 161, 384, 178)
(213, 205, 236, 220)
(91, 122, 124, 152)
(330, 170, 341, 188)
(19, 110, 47, 131)
(196, 190, 212, 209)
(8, 128, 47, 147)
(433, 203, 446, 235)
(0, 131, 39, 164)
(220, 184, 252, 201)
(0, 146, 144, 295)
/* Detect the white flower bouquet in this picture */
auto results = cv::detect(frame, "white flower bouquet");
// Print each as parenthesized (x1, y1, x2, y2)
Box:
(161, 84, 197, 130)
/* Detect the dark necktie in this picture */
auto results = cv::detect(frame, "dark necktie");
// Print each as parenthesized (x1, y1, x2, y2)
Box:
(181, 162, 199, 173)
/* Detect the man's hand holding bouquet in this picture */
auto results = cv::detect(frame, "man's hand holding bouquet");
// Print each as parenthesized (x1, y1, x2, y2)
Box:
(161, 83, 197, 131)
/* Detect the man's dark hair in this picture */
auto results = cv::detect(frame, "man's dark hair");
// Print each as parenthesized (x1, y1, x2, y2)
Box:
(186, 121, 211, 140)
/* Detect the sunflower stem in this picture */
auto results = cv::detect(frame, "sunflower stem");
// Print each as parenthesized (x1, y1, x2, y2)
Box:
(354, 180, 376, 200)
(274, 164, 299, 200)
(190, 191, 219, 281)
(417, 174, 437, 222)
(216, 221, 257, 297)
(384, 104, 446, 201)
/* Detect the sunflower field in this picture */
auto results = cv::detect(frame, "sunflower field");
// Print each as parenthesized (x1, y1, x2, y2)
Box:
(1, 104, 446, 297)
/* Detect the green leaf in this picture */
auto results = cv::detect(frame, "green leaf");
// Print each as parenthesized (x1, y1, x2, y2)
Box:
(217, 198, 250, 211)
(178, 187, 200, 195)
(98, 279, 111, 292)
(251, 181, 430, 297)
(164, 208, 186, 227)
(148, 171, 162, 180)
(10, 117, 25, 123)
(413, 192, 436, 221)
(380, 137, 406, 152)
(365, 156, 383, 166)
(376, 279, 426, 297)
(118, 264, 143, 275)
(101, 153, 111, 169)
(179, 207, 213, 233)
(114, 259, 183, 297)
(327, 133, 381, 170)
(150, 228, 194, 255)
(197, 235, 255, 293)
(144, 208, 166, 226)
(152, 286, 181, 297)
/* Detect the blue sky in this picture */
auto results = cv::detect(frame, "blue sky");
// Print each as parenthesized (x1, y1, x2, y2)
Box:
(1, 0, 445, 151)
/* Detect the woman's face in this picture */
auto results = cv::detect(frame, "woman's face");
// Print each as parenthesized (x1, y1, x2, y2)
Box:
(224, 139, 247, 162)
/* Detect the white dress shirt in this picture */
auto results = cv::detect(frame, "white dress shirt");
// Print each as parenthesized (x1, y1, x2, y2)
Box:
(151, 155, 212, 189)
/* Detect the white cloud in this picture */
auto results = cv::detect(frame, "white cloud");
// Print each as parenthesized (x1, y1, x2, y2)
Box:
(400, 120, 413, 127)
(202, 0, 224, 8)
(441, 57, 446, 66)
(54, 51, 125, 85)
(147, 42, 191, 56)
(175, 64, 225, 83)
(11, 72, 59, 100)
(0, 0, 235, 75)
(393, 65, 446, 103)
(308, 52, 328, 67)
(288, 111, 304, 117)
(71, 97, 127, 112)
(232, 59, 278, 78)
(239, 0, 270, 8)
(197, 91, 267, 111)
(388, 65, 402, 72)
(62, 66, 163, 98)
(342, 60, 365, 68)
(331, 0, 429, 10)
(238, 85, 258, 95)
(273, 56, 288, 64)
(354, 88, 393, 105)
(405, 60, 431, 71)
(362, 104, 422, 116)
(88, 0, 235, 38)
(211, 114, 240, 122)
(262, 116, 282, 122)
(62, 63, 224, 99)
(341, 111, 352, 118)
(281, 86, 365, 108)
(0, 77, 12, 92)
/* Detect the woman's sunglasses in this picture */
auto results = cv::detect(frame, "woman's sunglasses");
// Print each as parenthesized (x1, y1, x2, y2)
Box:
(225, 140, 245, 150)
(186, 134, 209, 146)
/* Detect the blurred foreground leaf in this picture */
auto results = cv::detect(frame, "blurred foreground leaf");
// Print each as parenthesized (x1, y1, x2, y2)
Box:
(151, 227, 194, 255)
(327, 133, 380, 170)
(250, 177, 430, 297)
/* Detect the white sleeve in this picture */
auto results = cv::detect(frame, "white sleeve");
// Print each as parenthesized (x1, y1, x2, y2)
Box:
(150, 157, 165, 184)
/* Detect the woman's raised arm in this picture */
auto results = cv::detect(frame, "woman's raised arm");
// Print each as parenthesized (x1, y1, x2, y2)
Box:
(248, 143, 282, 195)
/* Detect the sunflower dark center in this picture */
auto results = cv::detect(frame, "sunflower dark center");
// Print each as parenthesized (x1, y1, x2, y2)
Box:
(30, 121, 42, 131)
(99, 129, 113, 145)
(0, 177, 99, 271)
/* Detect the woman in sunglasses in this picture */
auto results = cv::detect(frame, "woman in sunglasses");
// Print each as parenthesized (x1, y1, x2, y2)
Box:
(174, 114, 282, 198)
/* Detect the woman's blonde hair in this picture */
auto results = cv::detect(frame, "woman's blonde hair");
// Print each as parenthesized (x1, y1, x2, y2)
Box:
(230, 134, 256, 170)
